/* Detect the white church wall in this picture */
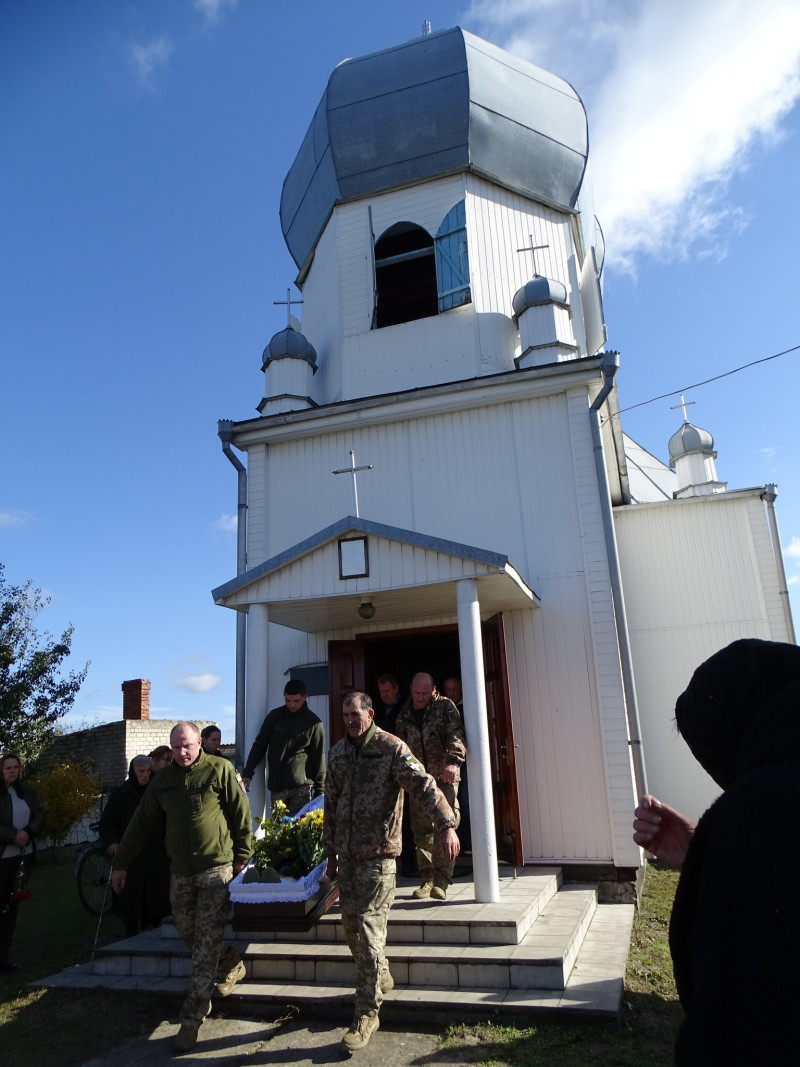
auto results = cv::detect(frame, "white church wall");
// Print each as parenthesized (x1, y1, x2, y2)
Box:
(237, 380, 639, 864)
(465, 175, 576, 321)
(245, 443, 267, 566)
(296, 215, 343, 403)
(614, 491, 789, 822)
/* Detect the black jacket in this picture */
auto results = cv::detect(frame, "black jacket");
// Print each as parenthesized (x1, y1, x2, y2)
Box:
(670, 638, 800, 1065)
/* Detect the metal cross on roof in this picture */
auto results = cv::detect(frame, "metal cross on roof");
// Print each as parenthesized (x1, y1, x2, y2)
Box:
(333, 450, 374, 518)
(516, 236, 549, 276)
(670, 395, 695, 422)
(273, 287, 303, 327)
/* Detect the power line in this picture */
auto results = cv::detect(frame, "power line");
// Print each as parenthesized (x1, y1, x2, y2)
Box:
(616, 342, 800, 416)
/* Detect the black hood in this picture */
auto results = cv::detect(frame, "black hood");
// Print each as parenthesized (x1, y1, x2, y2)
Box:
(674, 638, 800, 789)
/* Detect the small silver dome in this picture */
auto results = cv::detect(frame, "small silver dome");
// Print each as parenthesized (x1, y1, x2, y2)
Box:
(262, 327, 318, 371)
(668, 422, 715, 464)
(512, 277, 568, 317)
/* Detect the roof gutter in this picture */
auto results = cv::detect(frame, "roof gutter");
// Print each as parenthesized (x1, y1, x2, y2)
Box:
(218, 419, 248, 769)
(589, 352, 648, 800)
(760, 484, 796, 643)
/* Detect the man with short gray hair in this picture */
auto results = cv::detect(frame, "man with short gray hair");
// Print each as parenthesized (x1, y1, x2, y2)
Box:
(111, 721, 253, 1053)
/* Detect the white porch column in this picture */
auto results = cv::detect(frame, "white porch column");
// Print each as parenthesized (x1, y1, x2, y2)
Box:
(245, 602, 269, 830)
(456, 578, 500, 903)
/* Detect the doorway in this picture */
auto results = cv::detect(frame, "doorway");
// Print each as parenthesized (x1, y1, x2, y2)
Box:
(328, 617, 523, 864)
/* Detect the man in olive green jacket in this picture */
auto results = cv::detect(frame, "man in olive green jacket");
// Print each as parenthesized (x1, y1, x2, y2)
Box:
(111, 722, 253, 1053)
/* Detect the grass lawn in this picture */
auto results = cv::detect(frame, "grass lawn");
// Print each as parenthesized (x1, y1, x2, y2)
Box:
(0, 856, 682, 1066)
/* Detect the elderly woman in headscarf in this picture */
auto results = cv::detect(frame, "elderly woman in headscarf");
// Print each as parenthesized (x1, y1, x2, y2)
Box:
(633, 638, 800, 1065)
(0, 751, 45, 971)
(99, 755, 170, 937)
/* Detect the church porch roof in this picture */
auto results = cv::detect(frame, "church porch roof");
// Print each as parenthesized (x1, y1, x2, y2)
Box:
(211, 516, 539, 632)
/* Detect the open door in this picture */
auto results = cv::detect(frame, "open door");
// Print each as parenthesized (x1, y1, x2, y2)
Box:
(327, 640, 366, 746)
(482, 613, 523, 866)
(329, 617, 522, 865)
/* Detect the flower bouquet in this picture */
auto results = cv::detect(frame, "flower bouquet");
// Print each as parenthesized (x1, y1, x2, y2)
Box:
(229, 797, 336, 928)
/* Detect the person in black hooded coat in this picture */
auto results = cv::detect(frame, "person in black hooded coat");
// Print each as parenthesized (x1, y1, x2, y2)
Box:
(634, 638, 800, 1066)
(99, 755, 170, 936)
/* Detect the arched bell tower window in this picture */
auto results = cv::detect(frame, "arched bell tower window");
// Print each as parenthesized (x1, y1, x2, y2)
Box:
(372, 203, 471, 329)
(373, 222, 437, 328)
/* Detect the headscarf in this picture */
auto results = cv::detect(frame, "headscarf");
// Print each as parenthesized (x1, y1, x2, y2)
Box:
(675, 638, 800, 789)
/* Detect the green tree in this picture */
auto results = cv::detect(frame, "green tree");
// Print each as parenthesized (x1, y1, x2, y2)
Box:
(32, 759, 100, 850)
(0, 563, 89, 764)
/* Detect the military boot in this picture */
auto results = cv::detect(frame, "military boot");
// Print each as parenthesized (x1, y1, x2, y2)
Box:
(216, 959, 246, 996)
(412, 880, 433, 898)
(341, 1014, 380, 1052)
(172, 1023, 200, 1053)
(380, 965, 394, 993)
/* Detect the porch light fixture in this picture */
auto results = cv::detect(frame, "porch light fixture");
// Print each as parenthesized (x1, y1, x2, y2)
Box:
(357, 600, 376, 620)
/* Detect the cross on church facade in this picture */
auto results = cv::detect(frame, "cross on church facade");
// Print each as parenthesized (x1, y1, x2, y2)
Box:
(332, 450, 374, 518)
(516, 235, 549, 276)
(273, 287, 303, 326)
(671, 395, 695, 422)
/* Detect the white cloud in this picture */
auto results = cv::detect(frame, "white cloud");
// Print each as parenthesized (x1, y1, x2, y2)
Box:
(175, 671, 222, 694)
(784, 535, 800, 559)
(465, 0, 800, 272)
(128, 35, 174, 91)
(0, 509, 33, 529)
(213, 513, 238, 534)
(193, 0, 238, 26)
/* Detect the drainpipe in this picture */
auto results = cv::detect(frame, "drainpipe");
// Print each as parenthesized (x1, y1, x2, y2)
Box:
(761, 484, 796, 643)
(218, 419, 248, 769)
(589, 352, 648, 799)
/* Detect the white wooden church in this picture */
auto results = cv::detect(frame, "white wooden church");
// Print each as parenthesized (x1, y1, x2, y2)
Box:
(212, 27, 795, 900)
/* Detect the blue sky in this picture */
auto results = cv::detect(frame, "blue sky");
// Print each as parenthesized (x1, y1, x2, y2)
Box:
(3, 0, 800, 739)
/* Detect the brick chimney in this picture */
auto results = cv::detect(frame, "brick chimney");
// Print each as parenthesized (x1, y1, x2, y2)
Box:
(122, 678, 151, 720)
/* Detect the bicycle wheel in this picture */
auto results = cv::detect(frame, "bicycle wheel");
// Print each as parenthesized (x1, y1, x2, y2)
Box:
(76, 847, 113, 915)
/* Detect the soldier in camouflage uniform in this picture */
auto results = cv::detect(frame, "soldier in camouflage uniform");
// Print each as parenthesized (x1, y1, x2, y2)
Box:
(394, 673, 466, 900)
(324, 691, 458, 1054)
(242, 679, 325, 815)
(112, 722, 253, 1054)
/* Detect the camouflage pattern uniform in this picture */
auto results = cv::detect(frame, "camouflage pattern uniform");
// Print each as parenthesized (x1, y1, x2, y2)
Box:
(170, 863, 242, 1026)
(271, 784, 312, 816)
(114, 751, 253, 1030)
(394, 693, 466, 888)
(324, 723, 455, 1019)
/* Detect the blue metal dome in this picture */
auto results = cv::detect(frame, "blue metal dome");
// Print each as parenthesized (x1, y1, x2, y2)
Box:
(280, 27, 589, 271)
(512, 277, 569, 317)
(261, 327, 317, 371)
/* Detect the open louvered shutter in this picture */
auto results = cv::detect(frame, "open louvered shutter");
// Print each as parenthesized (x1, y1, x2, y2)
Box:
(435, 201, 471, 311)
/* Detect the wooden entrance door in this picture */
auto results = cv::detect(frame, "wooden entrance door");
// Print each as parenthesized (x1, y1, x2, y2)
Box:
(328, 614, 522, 864)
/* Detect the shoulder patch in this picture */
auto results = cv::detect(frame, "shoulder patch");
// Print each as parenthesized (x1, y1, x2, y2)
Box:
(403, 753, 423, 774)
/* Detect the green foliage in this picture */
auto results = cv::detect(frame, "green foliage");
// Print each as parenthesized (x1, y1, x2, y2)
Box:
(251, 799, 325, 879)
(0, 563, 89, 764)
(32, 760, 100, 849)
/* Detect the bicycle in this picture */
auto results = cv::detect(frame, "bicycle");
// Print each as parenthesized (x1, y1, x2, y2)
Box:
(74, 821, 113, 916)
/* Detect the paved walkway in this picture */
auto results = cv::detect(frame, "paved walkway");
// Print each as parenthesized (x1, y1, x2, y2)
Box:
(81, 1012, 472, 1066)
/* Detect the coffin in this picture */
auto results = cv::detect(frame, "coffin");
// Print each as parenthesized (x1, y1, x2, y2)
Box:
(229, 860, 339, 932)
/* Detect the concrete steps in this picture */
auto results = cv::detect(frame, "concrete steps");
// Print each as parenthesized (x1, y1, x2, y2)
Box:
(35, 866, 634, 1024)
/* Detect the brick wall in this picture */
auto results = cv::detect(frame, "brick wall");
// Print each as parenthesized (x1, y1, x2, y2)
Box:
(47, 719, 216, 792)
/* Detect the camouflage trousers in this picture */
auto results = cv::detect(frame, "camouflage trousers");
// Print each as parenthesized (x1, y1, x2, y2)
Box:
(170, 864, 240, 1027)
(271, 784, 313, 815)
(409, 781, 460, 886)
(338, 856, 396, 1019)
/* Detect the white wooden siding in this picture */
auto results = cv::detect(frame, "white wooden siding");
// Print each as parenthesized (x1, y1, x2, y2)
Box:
(567, 389, 638, 866)
(232, 384, 635, 863)
(465, 175, 575, 317)
(615, 492, 786, 821)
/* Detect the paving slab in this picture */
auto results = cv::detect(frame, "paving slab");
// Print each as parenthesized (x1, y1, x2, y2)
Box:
(79, 1012, 464, 1067)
